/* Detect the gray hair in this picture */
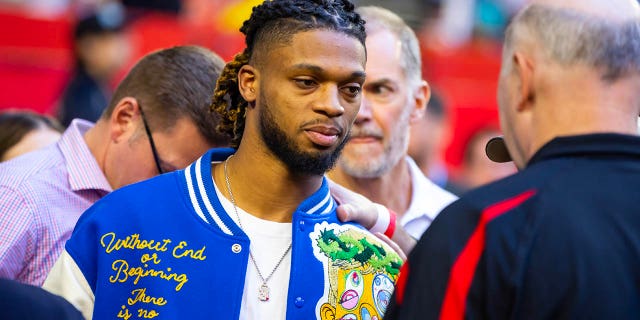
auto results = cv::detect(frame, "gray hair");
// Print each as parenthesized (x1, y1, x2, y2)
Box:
(505, 4, 640, 82)
(356, 6, 422, 86)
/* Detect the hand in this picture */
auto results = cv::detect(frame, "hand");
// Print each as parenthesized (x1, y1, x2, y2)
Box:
(328, 179, 378, 229)
(328, 179, 416, 259)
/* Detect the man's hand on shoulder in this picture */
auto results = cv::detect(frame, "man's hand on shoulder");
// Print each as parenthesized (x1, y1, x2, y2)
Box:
(328, 179, 417, 259)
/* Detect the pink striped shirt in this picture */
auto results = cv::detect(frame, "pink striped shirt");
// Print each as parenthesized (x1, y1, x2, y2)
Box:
(0, 119, 111, 285)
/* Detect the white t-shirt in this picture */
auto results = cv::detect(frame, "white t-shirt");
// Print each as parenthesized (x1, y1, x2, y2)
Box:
(213, 181, 292, 320)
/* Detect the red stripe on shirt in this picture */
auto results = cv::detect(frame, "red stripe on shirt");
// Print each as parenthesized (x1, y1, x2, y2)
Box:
(394, 260, 410, 305)
(439, 190, 536, 320)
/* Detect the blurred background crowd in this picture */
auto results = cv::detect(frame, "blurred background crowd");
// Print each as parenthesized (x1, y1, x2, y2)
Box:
(0, 0, 522, 194)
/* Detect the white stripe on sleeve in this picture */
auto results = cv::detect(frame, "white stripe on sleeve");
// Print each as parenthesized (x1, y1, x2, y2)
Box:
(42, 250, 95, 320)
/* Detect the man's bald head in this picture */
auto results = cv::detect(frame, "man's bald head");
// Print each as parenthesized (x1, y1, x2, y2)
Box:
(504, 0, 640, 82)
(532, 0, 639, 22)
(494, 0, 640, 169)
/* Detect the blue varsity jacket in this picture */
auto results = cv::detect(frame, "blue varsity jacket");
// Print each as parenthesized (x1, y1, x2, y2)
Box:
(65, 148, 402, 320)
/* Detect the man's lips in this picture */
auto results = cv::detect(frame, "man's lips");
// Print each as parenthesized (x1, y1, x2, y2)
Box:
(348, 135, 380, 143)
(304, 125, 341, 147)
(347, 127, 383, 144)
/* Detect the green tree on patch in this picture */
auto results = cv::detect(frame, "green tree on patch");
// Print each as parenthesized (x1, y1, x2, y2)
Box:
(316, 228, 401, 276)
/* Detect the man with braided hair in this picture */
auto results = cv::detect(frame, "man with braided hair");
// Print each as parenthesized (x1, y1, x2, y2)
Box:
(43, 1, 402, 319)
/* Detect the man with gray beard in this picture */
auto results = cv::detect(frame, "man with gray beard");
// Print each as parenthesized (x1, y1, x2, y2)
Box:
(328, 6, 457, 252)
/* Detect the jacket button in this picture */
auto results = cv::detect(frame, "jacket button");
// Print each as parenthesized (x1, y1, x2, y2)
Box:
(231, 244, 242, 253)
(294, 296, 304, 308)
(298, 220, 305, 231)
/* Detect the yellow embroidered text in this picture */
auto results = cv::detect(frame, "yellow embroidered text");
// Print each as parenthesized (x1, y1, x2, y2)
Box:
(172, 241, 207, 261)
(127, 288, 168, 307)
(138, 308, 160, 319)
(117, 305, 131, 320)
(109, 259, 188, 291)
(101, 232, 172, 254)
(140, 253, 161, 265)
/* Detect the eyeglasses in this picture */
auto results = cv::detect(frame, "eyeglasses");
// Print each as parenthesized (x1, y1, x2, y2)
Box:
(138, 103, 164, 174)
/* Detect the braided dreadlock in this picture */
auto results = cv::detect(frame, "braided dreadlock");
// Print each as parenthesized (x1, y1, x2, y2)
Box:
(211, 0, 366, 148)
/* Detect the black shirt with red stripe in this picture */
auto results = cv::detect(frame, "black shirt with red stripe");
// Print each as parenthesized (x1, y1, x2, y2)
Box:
(386, 134, 640, 320)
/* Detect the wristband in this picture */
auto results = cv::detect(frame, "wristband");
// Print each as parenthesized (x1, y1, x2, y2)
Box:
(370, 204, 390, 234)
(384, 209, 397, 238)
(370, 204, 397, 238)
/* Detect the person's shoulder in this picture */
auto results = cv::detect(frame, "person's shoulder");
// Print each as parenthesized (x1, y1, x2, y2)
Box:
(310, 220, 403, 276)
(429, 169, 546, 230)
(96, 170, 185, 208)
(460, 159, 564, 209)
(0, 278, 84, 320)
(0, 144, 64, 193)
(312, 212, 396, 251)
(71, 170, 187, 240)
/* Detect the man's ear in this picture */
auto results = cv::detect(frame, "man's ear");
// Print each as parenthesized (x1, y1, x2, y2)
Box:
(409, 80, 430, 125)
(513, 51, 535, 112)
(238, 64, 258, 105)
(108, 97, 139, 143)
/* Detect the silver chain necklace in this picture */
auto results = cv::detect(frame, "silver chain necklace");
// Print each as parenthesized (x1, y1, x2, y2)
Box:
(223, 156, 292, 302)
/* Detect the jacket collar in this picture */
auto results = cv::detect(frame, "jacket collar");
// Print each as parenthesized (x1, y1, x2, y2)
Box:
(528, 133, 640, 167)
(183, 148, 335, 236)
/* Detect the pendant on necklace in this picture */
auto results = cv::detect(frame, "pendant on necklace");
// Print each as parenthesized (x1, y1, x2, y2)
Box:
(258, 283, 270, 301)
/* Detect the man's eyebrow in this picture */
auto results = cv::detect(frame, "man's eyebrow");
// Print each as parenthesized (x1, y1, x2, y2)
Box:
(350, 71, 367, 80)
(365, 78, 396, 86)
(290, 63, 366, 79)
(291, 63, 323, 73)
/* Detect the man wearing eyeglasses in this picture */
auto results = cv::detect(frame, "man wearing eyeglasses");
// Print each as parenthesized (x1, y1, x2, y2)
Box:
(0, 46, 229, 286)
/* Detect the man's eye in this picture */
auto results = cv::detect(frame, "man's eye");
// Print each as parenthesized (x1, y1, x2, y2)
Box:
(369, 85, 392, 96)
(341, 85, 362, 98)
(294, 79, 317, 88)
